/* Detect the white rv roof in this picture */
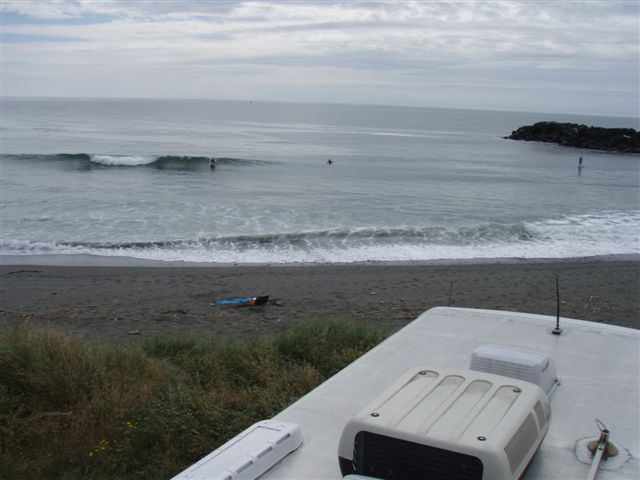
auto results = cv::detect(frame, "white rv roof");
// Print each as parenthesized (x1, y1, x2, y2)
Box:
(263, 307, 639, 480)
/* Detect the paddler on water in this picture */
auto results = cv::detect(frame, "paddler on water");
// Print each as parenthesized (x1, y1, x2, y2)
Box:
(209, 157, 217, 169)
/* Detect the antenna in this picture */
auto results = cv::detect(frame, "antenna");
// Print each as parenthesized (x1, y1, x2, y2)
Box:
(552, 277, 563, 335)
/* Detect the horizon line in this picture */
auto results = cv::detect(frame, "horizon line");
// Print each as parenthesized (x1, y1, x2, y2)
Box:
(1, 94, 635, 120)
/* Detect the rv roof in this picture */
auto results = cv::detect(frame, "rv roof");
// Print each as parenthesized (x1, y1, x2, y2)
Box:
(263, 307, 639, 480)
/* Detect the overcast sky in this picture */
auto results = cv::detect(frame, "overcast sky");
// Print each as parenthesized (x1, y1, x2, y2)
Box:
(1, 1, 638, 116)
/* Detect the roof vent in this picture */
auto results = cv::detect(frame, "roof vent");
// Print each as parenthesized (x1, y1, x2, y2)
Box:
(171, 420, 302, 480)
(470, 344, 558, 396)
(338, 367, 550, 480)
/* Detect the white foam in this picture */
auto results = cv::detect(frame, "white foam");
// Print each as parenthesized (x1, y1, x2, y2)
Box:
(524, 211, 639, 253)
(366, 132, 425, 138)
(0, 238, 86, 255)
(90, 155, 156, 166)
(108, 238, 636, 264)
(2, 211, 638, 264)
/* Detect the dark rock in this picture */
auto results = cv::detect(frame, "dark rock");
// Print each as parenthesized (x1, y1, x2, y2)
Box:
(505, 121, 640, 153)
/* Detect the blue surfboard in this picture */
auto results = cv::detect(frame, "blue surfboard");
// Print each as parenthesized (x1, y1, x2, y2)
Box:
(212, 295, 269, 306)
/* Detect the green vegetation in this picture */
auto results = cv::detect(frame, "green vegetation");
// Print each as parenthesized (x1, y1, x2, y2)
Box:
(0, 318, 387, 480)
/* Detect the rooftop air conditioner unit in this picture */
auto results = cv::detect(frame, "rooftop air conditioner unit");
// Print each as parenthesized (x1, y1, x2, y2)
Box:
(338, 367, 550, 480)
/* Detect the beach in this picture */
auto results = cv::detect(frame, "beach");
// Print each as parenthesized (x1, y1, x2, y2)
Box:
(1, 256, 638, 340)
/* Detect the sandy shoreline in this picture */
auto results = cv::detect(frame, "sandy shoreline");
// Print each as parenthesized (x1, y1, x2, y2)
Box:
(1, 256, 638, 340)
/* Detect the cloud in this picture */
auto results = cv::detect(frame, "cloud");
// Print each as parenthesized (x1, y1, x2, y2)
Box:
(0, 0, 242, 20)
(1, 1, 637, 115)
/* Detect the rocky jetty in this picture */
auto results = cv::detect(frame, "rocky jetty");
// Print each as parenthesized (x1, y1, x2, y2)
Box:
(505, 121, 640, 153)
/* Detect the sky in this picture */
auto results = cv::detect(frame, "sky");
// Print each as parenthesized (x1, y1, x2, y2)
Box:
(0, 0, 638, 116)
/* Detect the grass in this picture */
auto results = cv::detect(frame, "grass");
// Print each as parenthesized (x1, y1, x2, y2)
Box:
(0, 317, 387, 479)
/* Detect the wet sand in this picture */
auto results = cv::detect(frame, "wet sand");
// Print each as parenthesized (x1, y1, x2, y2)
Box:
(1, 257, 638, 340)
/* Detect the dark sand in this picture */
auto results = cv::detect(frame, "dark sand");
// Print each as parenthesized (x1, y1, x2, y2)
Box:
(1, 257, 638, 340)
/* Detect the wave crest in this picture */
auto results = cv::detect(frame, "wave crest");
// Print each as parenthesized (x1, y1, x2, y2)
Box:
(51, 223, 531, 251)
(2, 212, 637, 264)
(91, 154, 156, 166)
(1, 154, 259, 170)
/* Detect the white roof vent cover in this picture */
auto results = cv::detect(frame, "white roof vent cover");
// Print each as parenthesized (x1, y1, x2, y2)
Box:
(470, 344, 558, 396)
(171, 420, 302, 480)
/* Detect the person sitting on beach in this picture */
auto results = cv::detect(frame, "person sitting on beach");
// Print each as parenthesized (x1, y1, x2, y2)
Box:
(209, 158, 217, 169)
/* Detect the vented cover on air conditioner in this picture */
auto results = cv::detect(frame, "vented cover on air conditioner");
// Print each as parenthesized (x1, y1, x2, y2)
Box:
(338, 367, 550, 480)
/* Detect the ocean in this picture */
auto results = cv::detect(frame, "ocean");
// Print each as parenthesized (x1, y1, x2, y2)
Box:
(1, 97, 638, 264)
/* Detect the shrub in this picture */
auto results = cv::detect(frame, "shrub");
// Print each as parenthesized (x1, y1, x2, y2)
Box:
(0, 318, 386, 479)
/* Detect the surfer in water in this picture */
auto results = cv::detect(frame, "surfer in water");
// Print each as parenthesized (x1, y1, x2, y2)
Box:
(327, 159, 333, 165)
(209, 158, 217, 169)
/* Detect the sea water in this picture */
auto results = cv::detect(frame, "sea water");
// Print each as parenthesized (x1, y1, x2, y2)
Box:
(1, 98, 638, 264)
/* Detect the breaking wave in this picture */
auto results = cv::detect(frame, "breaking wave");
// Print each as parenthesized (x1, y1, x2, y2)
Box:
(2, 212, 638, 264)
(55, 223, 533, 249)
(3, 153, 261, 170)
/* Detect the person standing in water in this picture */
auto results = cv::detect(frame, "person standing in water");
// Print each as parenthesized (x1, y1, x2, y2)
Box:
(209, 158, 217, 169)
(327, 159, 333, 165)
